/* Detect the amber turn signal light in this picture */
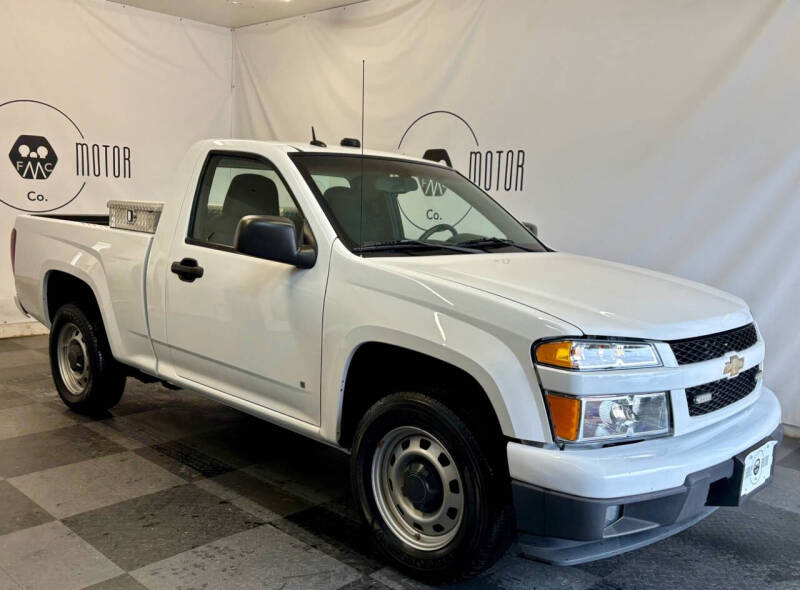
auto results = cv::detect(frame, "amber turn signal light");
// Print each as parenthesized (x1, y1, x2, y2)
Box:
(545, 393, 581, 441)
(535, 341, 574, 368)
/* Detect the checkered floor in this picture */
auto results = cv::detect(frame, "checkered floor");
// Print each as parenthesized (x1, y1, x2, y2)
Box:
(0, 334, 798, 590)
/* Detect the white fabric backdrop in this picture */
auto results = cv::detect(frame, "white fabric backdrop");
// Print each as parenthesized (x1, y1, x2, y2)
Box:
(232, 0, 800, 427)
(0, 0, 231, 323)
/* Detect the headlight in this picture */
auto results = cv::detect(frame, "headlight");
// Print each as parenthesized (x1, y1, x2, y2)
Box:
(545, 391, 670, 443)
(535, 340, 661, 370)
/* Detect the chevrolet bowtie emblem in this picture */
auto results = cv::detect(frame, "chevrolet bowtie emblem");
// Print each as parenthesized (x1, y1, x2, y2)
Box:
(723, 354, 745, 378)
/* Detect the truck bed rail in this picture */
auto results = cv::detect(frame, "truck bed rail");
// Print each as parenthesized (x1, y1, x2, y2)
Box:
(33, 213, 109, 225)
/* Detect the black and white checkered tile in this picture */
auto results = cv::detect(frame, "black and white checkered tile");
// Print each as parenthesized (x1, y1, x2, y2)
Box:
(0, 334, 798, 590)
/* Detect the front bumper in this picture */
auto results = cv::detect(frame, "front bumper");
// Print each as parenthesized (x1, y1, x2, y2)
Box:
(509, 387, 783, 565)
(508, 386, 782, 498)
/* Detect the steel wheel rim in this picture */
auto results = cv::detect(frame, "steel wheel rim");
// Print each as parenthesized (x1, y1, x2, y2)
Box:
(371, 425, 464, 551)
(56, 322, 90, 395)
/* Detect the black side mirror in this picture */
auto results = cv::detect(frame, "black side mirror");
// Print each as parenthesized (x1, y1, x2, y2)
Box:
(234, 215, 316, 268)
(523, 222, 538, 237)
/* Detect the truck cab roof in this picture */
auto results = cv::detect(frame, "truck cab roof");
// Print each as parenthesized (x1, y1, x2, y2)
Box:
(198, 138, 445, 167)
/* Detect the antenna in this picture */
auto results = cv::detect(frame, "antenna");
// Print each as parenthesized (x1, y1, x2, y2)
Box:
(359, 59, 365, 248)
(361, 60, 365, 157)
(310, 126, 326, 147)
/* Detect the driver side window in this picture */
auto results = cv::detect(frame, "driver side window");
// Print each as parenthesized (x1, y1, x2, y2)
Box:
(190, 155, 305, 248)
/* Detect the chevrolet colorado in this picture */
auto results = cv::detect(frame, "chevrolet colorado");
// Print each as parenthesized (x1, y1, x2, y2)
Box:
(11, 139, 782, 582)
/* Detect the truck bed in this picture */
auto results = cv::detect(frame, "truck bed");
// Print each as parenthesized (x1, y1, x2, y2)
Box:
(14, 214, 158, 374)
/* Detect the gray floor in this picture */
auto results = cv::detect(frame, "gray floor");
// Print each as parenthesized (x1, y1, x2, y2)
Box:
(0, 334, 798, 590)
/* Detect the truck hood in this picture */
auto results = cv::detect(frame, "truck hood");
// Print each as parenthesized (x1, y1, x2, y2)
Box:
(377, 252, 751, 340)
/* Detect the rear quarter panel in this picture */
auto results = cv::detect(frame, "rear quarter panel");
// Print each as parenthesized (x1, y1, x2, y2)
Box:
(14, 215, 156, 373)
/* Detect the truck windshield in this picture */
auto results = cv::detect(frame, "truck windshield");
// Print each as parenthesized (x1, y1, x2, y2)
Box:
(291, 154, 546, 256)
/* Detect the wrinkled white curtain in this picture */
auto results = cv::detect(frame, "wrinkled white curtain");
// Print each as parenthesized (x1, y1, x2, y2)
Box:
(0, 0, 231, 325)
(233, 0, 800, 427)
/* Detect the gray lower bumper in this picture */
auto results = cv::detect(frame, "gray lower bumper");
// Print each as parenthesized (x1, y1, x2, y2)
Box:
(518, 506, 717, 566)
(513, 425, 783, 565)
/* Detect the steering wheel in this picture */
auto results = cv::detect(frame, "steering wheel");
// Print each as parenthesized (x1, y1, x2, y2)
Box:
(419, 223, 458, 241)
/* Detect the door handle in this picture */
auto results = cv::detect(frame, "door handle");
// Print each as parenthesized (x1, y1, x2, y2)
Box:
(170, 258, 204, 282)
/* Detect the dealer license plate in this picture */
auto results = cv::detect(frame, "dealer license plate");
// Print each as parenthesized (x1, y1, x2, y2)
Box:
(740, 440, 777, 497)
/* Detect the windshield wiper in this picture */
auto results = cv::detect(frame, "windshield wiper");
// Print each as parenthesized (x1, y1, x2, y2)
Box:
(455, 237, 536, 252)
(353, 239, 481, 254)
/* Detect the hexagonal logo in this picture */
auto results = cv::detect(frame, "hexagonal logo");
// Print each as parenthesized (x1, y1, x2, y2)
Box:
(9, 135, 58, 179)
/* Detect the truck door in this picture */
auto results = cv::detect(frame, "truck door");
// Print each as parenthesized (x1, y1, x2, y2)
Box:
(165, 152, 325, 425)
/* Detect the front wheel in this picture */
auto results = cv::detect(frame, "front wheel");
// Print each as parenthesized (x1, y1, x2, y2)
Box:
(351, 392, 514, 583)
(50, 303, 126, 413)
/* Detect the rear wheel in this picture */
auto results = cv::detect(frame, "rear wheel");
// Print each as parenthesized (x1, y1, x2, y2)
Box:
(50, 303, 126, 413)
(351, 392, 514, 583)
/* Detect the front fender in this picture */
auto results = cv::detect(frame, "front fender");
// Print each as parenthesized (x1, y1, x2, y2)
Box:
(320, 243, 580, 443)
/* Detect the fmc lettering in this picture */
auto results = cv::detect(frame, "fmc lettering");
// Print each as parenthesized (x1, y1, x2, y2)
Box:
(75, 142, 131, 178)
(468, 150, 524, 192)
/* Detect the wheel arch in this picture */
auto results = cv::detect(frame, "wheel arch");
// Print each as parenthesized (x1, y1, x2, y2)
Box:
(45, 270, 102, 324)
(41, 267, 122, 360)
(336, 340, 513, 451)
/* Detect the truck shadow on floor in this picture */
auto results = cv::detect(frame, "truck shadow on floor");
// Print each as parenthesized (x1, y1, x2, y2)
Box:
(92, 380, 390, 573)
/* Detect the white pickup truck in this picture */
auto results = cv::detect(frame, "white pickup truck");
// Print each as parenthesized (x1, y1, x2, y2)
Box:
(12, 139, 782, 582)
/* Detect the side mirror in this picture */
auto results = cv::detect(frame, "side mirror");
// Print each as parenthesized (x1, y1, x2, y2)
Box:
(523, 221, 538, 237)
(234, 215, 316, 268)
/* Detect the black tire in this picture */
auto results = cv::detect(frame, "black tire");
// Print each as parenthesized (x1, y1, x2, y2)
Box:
(351, 392, 514, 584)
(49, 303, 126, 413)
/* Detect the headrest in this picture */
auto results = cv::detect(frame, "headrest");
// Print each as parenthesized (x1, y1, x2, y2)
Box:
(324, 186, 358, 202)
(223, 173, 279, 218)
